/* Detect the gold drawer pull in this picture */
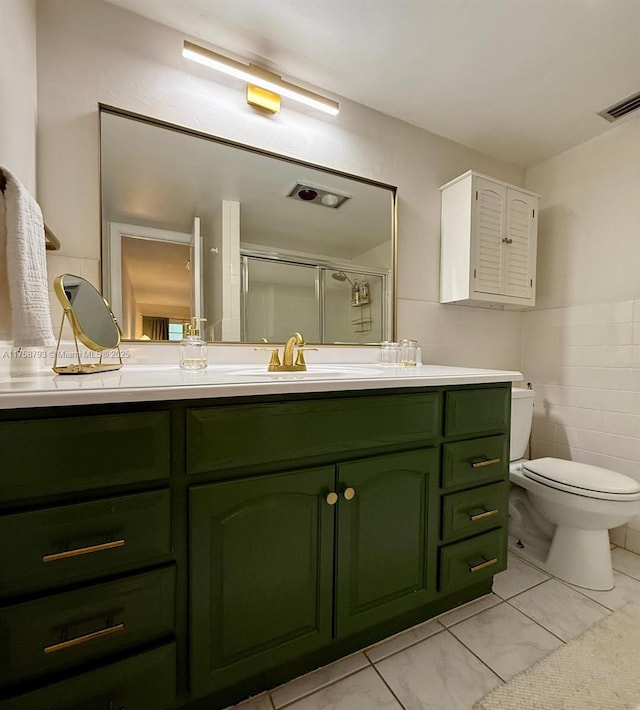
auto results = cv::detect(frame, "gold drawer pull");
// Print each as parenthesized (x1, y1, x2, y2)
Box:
(43, 539, 125, 563)
(471, 458, 501, 469)
(469, 508, 499, 521)
(44, 623, 124, 654)
(468, 557, 498, 573)
(326, 492, 339, 505)
(343, 487, 356, 501)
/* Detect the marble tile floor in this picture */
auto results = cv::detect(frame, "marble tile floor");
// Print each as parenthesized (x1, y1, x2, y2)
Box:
(225, 545, 640, 710)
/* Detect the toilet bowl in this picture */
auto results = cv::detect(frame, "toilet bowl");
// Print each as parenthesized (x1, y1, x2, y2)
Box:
(508, 388, 640, 591)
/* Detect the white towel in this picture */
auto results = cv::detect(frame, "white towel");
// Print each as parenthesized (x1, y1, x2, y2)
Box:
(0, 165, 55, 347)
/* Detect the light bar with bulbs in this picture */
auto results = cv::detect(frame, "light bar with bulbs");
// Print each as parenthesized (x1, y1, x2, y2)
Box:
(182, 40, 340, 116)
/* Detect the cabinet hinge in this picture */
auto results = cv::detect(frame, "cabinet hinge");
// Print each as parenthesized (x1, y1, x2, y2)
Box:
(530, 279, 533, 287)
(532, 208, 535, 218)
(474, 269, 477, 278)
(475, 191, 478, 200)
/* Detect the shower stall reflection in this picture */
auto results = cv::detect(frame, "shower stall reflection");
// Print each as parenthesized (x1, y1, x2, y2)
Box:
(241, 255, 386, 344)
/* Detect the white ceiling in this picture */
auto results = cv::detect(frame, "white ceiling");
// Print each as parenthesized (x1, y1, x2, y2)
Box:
(101, 111, 393, 258)
(104, 0, 639, 168)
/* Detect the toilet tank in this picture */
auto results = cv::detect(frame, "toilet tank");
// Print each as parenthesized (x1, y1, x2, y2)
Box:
(510, 388, 534, 461)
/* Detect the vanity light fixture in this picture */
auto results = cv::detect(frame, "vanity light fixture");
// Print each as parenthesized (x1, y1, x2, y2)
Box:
(182, 40, 340, 116)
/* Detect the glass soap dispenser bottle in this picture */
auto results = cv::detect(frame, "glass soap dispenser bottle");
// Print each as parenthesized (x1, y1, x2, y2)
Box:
(180, 317, 208, 370)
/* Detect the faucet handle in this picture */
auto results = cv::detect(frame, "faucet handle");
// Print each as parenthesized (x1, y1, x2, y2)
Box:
(254, 347, 281, 368)
(294, 347, 318, 367)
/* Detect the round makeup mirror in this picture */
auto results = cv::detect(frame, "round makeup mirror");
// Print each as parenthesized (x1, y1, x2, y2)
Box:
(53, 274, 122, 374)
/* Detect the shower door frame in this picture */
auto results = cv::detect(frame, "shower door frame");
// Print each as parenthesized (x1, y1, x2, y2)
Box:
(240, 250, 389, 344)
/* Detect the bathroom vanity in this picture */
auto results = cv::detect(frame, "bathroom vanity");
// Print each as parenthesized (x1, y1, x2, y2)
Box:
(0, 365, 517, 709)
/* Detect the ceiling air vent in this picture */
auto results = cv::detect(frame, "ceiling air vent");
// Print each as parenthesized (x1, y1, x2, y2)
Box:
(598, 90, 640, 122)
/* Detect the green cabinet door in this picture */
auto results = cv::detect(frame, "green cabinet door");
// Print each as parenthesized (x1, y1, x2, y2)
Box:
(190, 466, 335, 697)
(336, 448, 439, 637)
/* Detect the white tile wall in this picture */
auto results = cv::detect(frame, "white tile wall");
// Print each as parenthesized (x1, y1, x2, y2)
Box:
(397, 300, 522, 371)
(522, 298, 640, 533)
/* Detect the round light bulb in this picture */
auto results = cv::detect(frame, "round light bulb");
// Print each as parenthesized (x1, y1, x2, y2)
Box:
(321, 193, 340, 207)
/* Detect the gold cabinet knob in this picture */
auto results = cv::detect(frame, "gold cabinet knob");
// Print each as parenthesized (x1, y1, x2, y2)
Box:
(343, 487, 355, 501)
(326, 492, 338, 505)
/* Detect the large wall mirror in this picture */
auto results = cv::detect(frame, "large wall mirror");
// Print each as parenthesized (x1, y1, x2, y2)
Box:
(100, 106, 397, 345)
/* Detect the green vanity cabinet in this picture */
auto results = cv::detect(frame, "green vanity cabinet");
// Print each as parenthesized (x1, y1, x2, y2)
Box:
(438, 387, 511, 597)
(0, 644, 177, 710)
(0, 490, 171, 596)
(190, 447, 441, 698)
(0, 411, 170, 502)
(186, 391, 441, 477)
(190, 466, 336, 696)
(0, 381, 512, 709)
(0, 406, 176, 709)
(444, 387, 510, 437)
(336, 448, 439, 636)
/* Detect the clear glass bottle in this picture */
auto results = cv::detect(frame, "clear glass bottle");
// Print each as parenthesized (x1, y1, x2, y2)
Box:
(379, 341, 400, 365)
(359, 280, 370, 303)
(180, 317, 208, 370)
(398, 338, 418, 367)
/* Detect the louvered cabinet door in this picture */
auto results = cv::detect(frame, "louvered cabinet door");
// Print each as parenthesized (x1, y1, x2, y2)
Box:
(440, 170, 539, 307)
(471, 178, 505, 296)
(503, 189, 537, 301)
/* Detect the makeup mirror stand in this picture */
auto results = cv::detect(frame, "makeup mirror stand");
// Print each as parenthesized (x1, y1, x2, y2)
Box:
(52, 274, 124, 375)
(52, 307, 123, 375)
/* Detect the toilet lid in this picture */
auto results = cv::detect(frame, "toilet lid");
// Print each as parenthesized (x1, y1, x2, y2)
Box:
(522, 458, 640, 496)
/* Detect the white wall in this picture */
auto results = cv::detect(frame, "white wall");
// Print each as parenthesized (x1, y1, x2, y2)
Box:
(0, 0, 37, 194)
(203, 201, 241, 342)
(35, 0, 525, 370)
(524, 117, 640, 547)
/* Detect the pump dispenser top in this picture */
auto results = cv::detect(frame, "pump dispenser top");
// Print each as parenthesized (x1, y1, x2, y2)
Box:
(180, 317, 208, 370)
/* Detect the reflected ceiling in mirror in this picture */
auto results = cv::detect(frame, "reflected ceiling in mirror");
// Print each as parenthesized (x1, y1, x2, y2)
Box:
(100, 106, 396, 345)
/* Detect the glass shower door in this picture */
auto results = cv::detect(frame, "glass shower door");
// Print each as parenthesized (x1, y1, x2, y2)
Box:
(242, 257, 320, 343)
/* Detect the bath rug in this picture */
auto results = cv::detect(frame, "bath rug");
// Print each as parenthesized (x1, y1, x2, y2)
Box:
(473, 603, 640, 709)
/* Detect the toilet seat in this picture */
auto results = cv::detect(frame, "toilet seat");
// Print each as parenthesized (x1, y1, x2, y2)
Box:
(522, 457, 640, 501)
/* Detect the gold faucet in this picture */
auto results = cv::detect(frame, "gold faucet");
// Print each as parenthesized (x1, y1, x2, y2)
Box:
(282, 332, 305, 368)
(255, 332, 316, 372)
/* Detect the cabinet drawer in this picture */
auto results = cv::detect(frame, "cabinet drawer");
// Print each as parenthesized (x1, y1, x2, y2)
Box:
(442, 435, 508, 489)
(0, 412, 170, 502)
(445, 387, 510, 437)
(0, 643, 176, 710)
(439, 529, 507, 594)
(187, 392, 441, 475)
(441, 481, 509, 542)
(0, 567, 175, 689)
(0, 490, 171, 597)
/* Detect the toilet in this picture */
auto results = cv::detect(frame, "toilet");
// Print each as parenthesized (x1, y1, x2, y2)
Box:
(509, 388, 640, 591)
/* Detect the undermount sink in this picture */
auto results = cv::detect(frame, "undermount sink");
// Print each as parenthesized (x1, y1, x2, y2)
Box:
(225, 365, 382, 379)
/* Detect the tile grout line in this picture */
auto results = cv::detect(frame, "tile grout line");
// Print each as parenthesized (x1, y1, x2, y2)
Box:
(251, 555, 640, 709)
(270, 594, 504, 709)
(553, 577, 620, 612)
(271, 654, 374, 709)
(370, 661, 408, 710)
(363, 623, 447, 664)
(490, 575, 553, 605)
(440, 627, 508, 684)
(501, 597, 568, 645)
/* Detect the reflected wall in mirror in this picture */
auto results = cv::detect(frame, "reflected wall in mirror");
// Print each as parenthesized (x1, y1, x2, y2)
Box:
(53, 274, 122, 374)
(100, 107, 396, 344)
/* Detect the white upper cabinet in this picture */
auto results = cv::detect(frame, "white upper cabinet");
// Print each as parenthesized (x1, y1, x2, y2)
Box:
(439, 171, 538, 308)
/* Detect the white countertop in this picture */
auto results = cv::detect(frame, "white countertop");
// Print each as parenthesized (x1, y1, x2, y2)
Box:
(0, 363, 523, 409)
